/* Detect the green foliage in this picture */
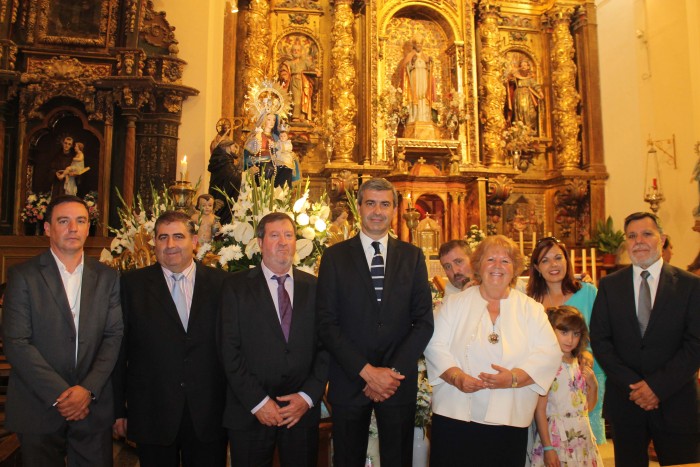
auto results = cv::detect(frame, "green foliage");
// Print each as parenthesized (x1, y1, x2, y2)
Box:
(590, 216, 625, 254)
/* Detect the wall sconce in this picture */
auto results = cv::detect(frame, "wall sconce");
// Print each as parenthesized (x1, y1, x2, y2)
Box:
(229, 0, 239, 13)
(643, 141, 664, 213)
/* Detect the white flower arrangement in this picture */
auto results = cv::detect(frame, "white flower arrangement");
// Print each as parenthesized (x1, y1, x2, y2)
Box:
(465, 224, 486, 252)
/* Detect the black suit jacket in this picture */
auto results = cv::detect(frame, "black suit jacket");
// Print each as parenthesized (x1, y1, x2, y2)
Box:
(114, 262, 229, 445)
(590, 262, 700, 433)
(317, 235, 434, 406)
(219, 266, 328, 430)
(4, 251, 123, 433)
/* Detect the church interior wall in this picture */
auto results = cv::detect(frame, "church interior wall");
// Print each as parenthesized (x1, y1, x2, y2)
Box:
(598, 0, 700, 269)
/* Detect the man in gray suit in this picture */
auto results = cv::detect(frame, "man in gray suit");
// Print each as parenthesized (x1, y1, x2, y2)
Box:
(3, 195, 123, 466)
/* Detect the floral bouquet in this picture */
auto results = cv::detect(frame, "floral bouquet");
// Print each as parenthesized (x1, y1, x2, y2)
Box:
(100, 186, 176, 268)
(83, 191, 100, 225)
(465, 224, 486, 252)
(442, 89, 467, 136)
(415, 356, 432, 430)
(21, 191, 51, 224)
(203, 172, 329, 274)
(503, 121, 536, 153)
(377, 83, 409, 133)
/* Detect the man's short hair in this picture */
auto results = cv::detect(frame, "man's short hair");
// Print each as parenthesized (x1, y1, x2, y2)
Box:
(663, 236, 671, 249)
(45, 195, 88, 223)
(357, 178, 397, 207)
(623, 212, 663, 234)
(438, 239, 470, 259)
(154, 210, 196, 236)
(256, 212, 295, 239)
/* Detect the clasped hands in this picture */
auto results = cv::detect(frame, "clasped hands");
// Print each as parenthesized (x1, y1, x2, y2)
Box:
(54, 385, 91, 421)
(447, 364, 512, 393)
(254, 394, 310, 428)
(360, 364, 404, 403)
(629, 380, 659, 411)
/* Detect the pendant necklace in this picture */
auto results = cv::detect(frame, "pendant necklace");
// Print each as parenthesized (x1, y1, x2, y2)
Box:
(488, 315, 500, 344)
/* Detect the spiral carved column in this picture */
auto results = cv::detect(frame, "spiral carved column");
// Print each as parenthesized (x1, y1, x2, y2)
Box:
(548, 6, 581, 170)
(241, 0, 271, 92)
(477, 3, 507, 168)
(329, 0, 357, 163)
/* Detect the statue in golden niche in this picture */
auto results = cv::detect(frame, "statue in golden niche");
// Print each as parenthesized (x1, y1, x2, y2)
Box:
(277, 36, 320, 123)
(505, 57, 543, 134)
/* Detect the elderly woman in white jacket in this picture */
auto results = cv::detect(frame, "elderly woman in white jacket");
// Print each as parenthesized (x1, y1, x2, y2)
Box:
(424, 235, 561, 466)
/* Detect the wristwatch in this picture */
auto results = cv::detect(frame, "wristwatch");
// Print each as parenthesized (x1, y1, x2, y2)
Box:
(511, 371, 518, 388)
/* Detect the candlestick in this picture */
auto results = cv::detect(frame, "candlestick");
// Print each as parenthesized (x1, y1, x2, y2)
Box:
(519, 231, 524, 255)
(591, 248, 597, 284)
(406, 193, 412, 210)
(582, 249, 587, 275)
(180, 155, 188, 182)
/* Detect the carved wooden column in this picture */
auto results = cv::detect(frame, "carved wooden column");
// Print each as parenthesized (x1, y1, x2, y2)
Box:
(123, 116, 137, 207)
(458, 193, 467, 239)
(329, 0, 357, 163)
(241, 0, 271, 92)
(222, 3, 238, 118)
(477, 3, 506, 168)
(547, 6, 581, 170)
(450, 192, 459, 240)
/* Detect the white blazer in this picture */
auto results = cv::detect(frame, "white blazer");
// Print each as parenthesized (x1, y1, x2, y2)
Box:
(425, 286, 561, 427)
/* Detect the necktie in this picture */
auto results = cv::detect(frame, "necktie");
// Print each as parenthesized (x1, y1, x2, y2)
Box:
(371, 241, 384, 303)
(638, 270, 652, 335)
(273, 274, 292, 341)
(171, 273, 188, 331)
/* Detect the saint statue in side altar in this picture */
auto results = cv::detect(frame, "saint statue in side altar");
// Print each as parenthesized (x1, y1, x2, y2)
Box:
(278, 40, 319, 123)
(395, 33, 437, 139)
(506, 59, 544, 133)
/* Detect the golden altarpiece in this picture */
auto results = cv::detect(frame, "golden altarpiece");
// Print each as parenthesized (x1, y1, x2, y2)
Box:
(0, 0, 607, 270)
(224, 0, 606, 253)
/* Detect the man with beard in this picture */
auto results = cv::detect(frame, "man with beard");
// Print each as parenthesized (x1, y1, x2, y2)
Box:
(591, 212, 700, 465)
(438, 240, 474, 295)
(317, 177, 434, 466)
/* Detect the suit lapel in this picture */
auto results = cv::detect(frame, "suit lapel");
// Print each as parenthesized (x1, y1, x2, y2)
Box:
(146, 264, 186, 332)
(383, 237, 401, 311)
(289, 268, 308, 343)
(249, 266, 288, 342)
(76, 258, 98, 370)
(620, 267, 644, 338)
(189, 262, 207, 327)
(349, 236, 380, 312)
(645, 263, 676, 336)
(38, 251, 75, 332)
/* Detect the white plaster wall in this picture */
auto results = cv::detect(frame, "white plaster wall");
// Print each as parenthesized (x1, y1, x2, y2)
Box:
(151, 0, 226, 194)
(597, 0, 700, 268)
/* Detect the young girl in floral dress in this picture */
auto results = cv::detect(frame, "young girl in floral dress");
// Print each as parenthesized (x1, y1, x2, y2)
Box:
(531, 305, 603, 466)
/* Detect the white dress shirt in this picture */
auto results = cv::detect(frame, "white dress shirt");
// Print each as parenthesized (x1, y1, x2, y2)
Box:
(161, 260, 196, 321)
(359, 231, 388, 269)
(50, 250, 84, 363)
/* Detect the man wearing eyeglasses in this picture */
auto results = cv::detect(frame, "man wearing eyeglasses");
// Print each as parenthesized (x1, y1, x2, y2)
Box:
(591, 212, 700, 465)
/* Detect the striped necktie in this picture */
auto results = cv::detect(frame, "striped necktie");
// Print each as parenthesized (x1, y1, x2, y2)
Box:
(371, 241, 384, 303)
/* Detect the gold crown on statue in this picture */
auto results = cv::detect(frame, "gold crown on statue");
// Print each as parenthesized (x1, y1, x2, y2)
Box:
(244, 78, 292, 123)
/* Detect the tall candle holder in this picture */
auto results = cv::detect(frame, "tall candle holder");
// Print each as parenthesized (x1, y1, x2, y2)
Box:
(403, 207, 420, 245)
(169, 180, 195, 212)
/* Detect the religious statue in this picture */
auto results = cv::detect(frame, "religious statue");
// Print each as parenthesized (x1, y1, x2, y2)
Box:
(49, 136, 76, 198)
(62, 141, 90, 196)
(278, 39, 319, 123)
(692, 148, 700, 217)
(244, 112, 279, 182)
(395, 33, 437, 139)
(210, 118, 232, 154)
(326, 205, 351, 246)
(506, 58, 544, 133)
(191, 193, 221, 244)
(207, 138, 241, 224)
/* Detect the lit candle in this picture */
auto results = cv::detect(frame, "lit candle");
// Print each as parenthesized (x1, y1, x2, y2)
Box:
(180, 155, 188, 182)
(591, 248, 597, 284)
(519, 231, 524, 255)
(571, 249, 576, 275)
(406, 193, 412, 210)
(582, 249, 587, 275)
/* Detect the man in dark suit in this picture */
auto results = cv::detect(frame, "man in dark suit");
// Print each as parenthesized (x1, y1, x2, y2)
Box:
(317, 178, 434, 467)
(220, 212, 328, 466)
(591, 212, 700, 466)
(113, 210, 229, 466)
(4, 195, 123, 466)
